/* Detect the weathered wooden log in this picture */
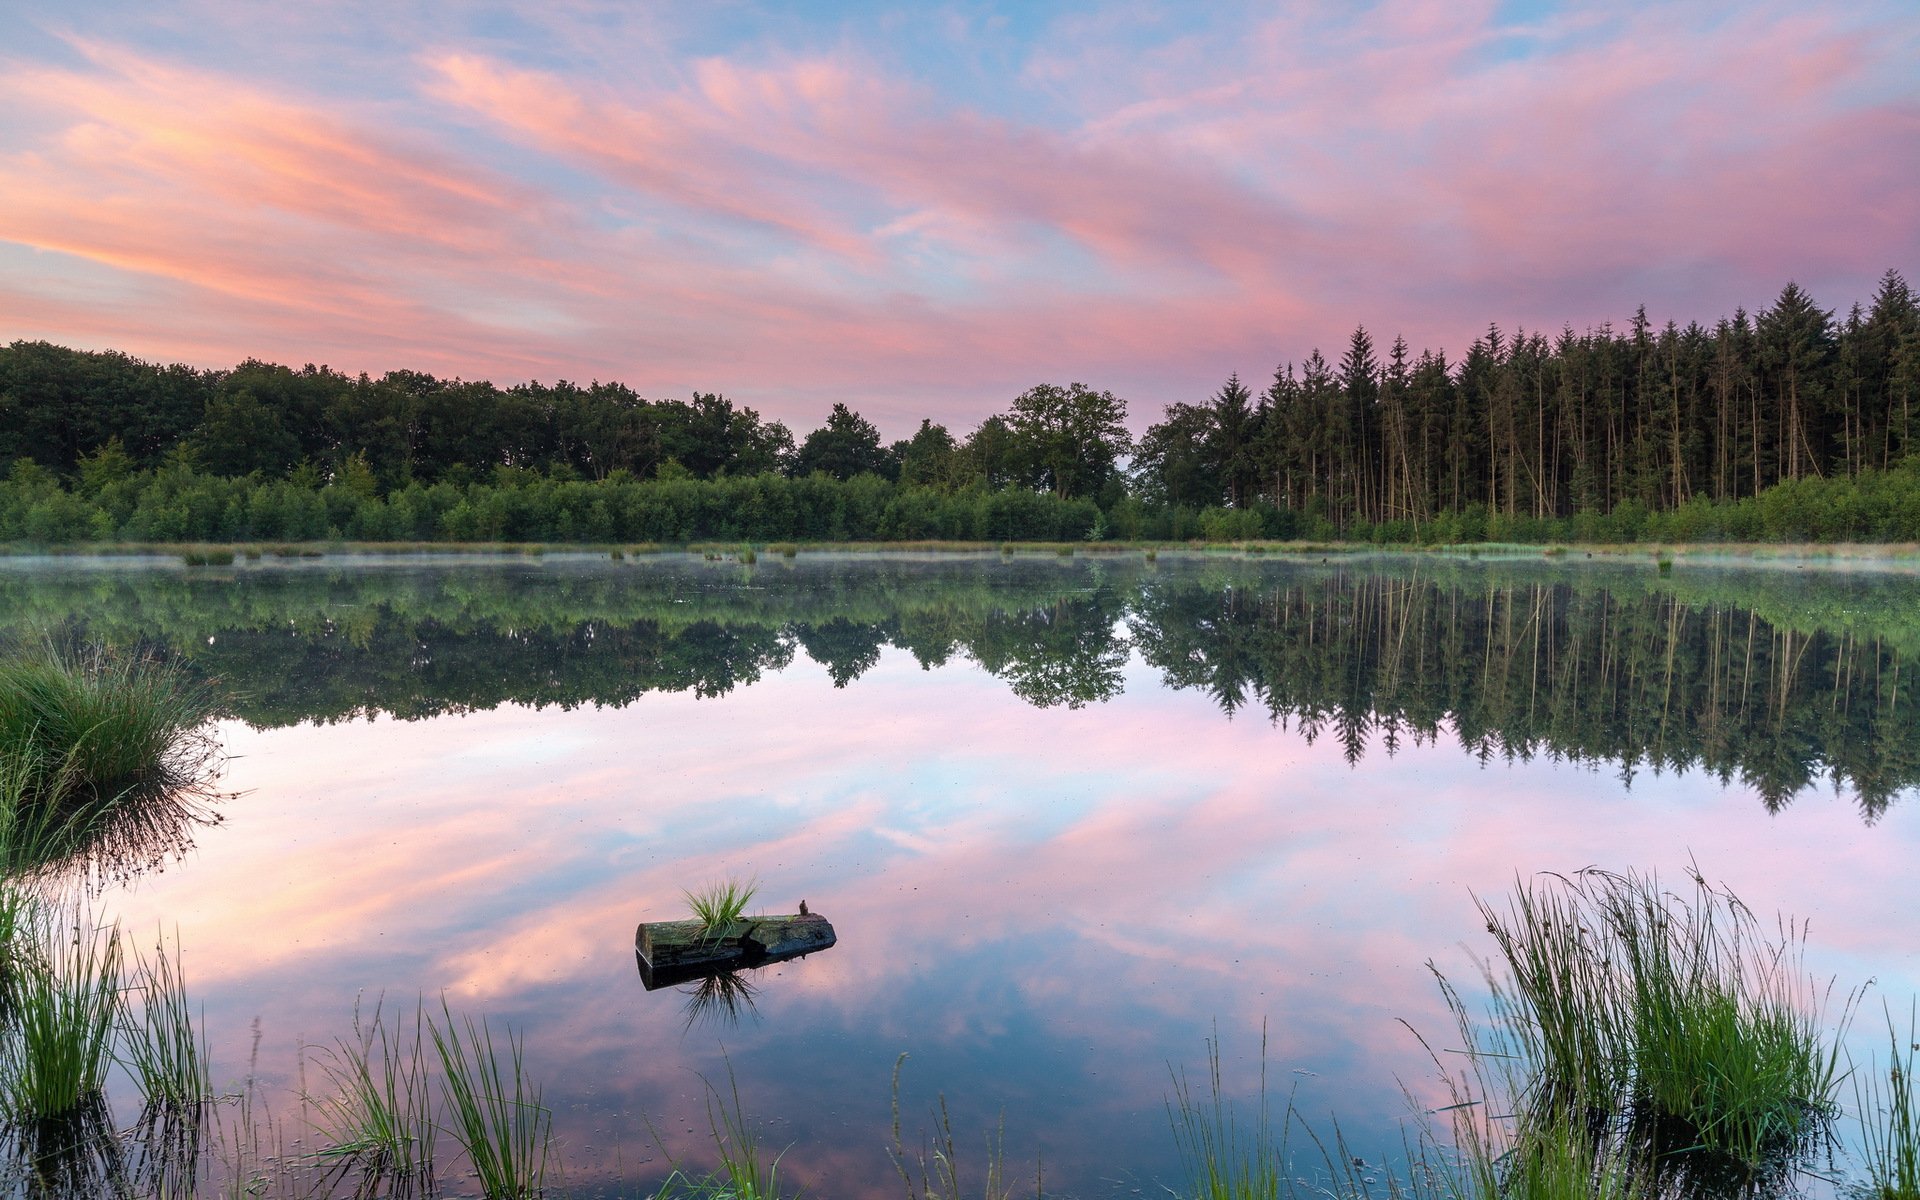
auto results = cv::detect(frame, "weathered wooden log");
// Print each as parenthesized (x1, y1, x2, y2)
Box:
(635, 913, 836, 990)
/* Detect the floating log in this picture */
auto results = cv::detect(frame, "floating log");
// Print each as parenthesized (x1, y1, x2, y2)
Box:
(635, 913, 836, 990)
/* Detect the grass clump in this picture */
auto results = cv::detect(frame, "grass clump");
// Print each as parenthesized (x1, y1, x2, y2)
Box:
(0, 643, 216, 813)
(1, 907, 123, 1122)
(684, 877, 757, 936)
(311, 996, 436, 1190)
(0, 644, 220, 879)
(427, 997, 550, 1199)
(1856, 1002, 1920, 1200)
(741, 544, 758, 564)
(1467, 866, 1846, 1177)
(179, 548, 235, 566)
(1166, 1031, 1280, 1200)
(120, 930, 211, 1114)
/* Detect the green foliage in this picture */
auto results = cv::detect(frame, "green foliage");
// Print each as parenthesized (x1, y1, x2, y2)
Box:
(0, 643, 217, 827)
(311, 996, 436, 1188)
(426, 997, 551, 1199)
(1165, 1031, 1282, 1200)
(120, 930, 211, 1113)
(1855, 1002, 1920, 1200)
(1470, 867, 1846, 1175)
(659, 1057, 794, 1200)
(1, 906, 123, 1122)
(684, 876, 758, 935)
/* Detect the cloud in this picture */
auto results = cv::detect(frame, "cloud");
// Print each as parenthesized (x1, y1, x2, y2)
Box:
(0, 4, 1915, 431)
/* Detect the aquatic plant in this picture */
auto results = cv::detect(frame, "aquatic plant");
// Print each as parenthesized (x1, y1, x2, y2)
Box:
(1856, 1002, 1920, 1200)
(0, 642, 217, 812)
(1, 908, 123, 1122)
(120, 929, 211, 1113)
(892, 1052, 1030, 1200)
(1165, 1032, 1281, 1200)
(683, 877, 757, 936)
(1471, 867, 1846, 1175)
(311, 995, 436, 1189)
(427, 997, 550, 1199)
(741, 544, 758, 564)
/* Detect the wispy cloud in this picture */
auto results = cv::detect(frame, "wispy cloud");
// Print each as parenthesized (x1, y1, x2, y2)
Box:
(0, 2, 1915, 430)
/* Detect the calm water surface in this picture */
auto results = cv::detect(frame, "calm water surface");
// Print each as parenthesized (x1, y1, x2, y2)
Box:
(5, 551, 1917, 1197)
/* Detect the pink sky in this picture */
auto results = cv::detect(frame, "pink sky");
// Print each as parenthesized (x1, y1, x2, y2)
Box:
(2, 1, 1917, 436)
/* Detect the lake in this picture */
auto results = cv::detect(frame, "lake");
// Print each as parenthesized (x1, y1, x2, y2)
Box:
(3, 550, 1916, 1198)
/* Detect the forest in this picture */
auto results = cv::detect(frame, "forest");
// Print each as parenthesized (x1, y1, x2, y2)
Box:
(3, 558, 1907, 817)
(3, 271, 1917, 544)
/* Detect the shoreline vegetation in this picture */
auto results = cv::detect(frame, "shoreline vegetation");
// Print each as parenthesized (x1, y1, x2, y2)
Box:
(0, 856, 1908, 1198)
(5, 269, 1920, 552)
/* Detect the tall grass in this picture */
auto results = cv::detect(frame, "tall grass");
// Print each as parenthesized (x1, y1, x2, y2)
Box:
(0, 643, 218, 812)
(684, 877, 757, 937)
(120, 929, 212, 1113)
(311, 995, 437, 1191)
(1856, 1002, 1920, 1200)
(890, 1053, 1029, 1200)
(1, 907, 123, 1122)
(0, 643, 220, 881)
(1468, 866, 1847, 1176)
(1166, 1031, 1281, 1200)
(679, 1057, 791, 1200)
(427, 997, 550, 1199)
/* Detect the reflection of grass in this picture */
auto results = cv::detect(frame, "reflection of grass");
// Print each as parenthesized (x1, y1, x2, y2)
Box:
(1466, 867, 1846, 1177)
(682, 970, 760, 1032)
(427, 997, 550, 1200)
(2, 907, 122, 1122)
(121, 929, 211, 1114)
(1166, 1031, 1280, 1200)
(311, 996, 436, 1189)
(1857, 1002, 1920, 1200)
(684, 877, 757, 937)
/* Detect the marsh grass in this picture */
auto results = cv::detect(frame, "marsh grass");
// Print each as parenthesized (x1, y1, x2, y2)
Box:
(179, 548, 236, 566)
(690, 1057, 791, 1200)
(1466, 866, 1847, 1178)
(1166, 1030, 1282, 1200)
(427, 997, 550, 1199)
(0, 643, 217, 812)
(1855, 1002, 1920, 1200)
(684, 877, 757, 939)
(741, 545, 758, 564)
(891, 1053, 1030, 1200)
(120, 929, 211, 1114)
(0, 643, 222, 882)
(2, 908, 123, 1122)
(310, 995, 437, 1191)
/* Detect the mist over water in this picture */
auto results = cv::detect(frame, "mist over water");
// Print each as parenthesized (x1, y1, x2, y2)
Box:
(4, 552, 1916, 1196)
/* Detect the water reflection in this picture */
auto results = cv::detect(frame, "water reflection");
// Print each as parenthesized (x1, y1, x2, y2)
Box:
(1, 554, 1914, 815)
(7, 554, 1906, 1197)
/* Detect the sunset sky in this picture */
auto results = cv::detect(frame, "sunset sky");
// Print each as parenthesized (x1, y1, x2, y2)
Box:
(2, 0, 1917, 435)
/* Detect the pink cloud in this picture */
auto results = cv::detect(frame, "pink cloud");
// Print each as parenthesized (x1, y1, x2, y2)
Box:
(0, 5, 1914, 433)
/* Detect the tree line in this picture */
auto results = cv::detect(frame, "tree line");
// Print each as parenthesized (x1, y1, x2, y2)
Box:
(2, 270, 1916, 543)
(5, 558, 1908, 816)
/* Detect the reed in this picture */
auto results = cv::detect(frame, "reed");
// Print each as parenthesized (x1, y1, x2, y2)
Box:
(310, 995, 436, 1189)
(120, 929, 212, 1113)
(1472, 867, 1846, 1175)
(1165, 1030, 1282, 1200)
(0, 642, 217, 812)
(1855, 1002, 1920, 1200)
(890, 1053, 1030, 1200)
(1, 908, 123, 1122)
(427, 997, 550, 1199)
